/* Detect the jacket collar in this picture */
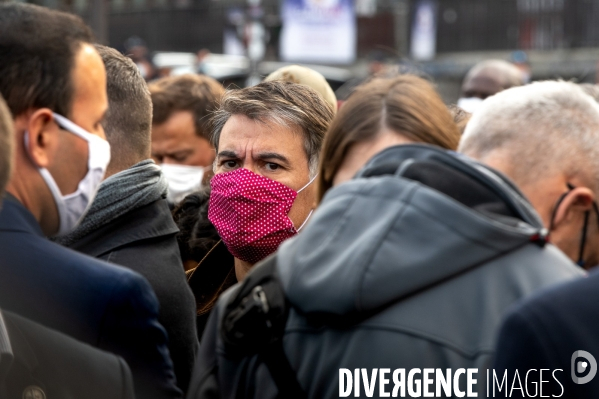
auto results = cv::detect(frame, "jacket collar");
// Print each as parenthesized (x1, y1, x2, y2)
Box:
(67, 198, 179, 257)
(0, 194, 44, 237)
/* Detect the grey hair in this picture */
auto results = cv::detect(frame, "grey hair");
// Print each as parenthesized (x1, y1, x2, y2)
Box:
(459, 80, 599, 192)
(210, 81, 334, 178)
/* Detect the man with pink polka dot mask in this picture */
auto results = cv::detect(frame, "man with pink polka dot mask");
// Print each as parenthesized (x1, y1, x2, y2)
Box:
(207, 81, 335, 280)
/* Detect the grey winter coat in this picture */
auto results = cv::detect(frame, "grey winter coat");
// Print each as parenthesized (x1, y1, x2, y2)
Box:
(187, 144, 583, 399)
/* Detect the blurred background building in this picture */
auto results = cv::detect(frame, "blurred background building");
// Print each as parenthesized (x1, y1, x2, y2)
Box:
(6, 0, 599, 101)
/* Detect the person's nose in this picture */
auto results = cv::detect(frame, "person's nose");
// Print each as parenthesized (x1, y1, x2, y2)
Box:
(240, 158, 260, 175)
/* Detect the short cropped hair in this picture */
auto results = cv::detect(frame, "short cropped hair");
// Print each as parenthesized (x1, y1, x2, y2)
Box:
(210, 81, 335, 177)
(149, 74, 225, 140)
(95, 45, 152, 170)
(579, 83, 599, 103)
(0, 94, 13, 199)
(0, 3, 94, 118)
(459, 81, 599, 191)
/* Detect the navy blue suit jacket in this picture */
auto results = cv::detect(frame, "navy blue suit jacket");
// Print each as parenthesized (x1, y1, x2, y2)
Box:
(494, 271, 599, 398)
(0, 195, 182, 399)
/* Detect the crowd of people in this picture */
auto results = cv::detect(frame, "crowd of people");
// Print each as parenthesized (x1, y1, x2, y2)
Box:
(2, 3, 599, 399)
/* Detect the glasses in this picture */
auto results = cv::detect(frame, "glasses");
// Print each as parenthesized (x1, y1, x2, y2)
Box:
(549, 183, 599, 268)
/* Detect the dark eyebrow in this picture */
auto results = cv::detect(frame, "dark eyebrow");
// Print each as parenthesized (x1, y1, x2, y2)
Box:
(217, 150, 239, 159)
(168, 149, 193, 157)
(256, 152, 290, 166)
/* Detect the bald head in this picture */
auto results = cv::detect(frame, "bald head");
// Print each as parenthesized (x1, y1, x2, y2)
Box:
(264, 65, 337, 113)
(462, 60, 524, 100)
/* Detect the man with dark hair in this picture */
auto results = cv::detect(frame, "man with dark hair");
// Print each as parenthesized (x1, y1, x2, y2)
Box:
(54, 44, 199, 393)
(149, 74, 224, 204)
(207, 80, 332, 280)
(183, 81, 333, 341)
(0, 4, 181, 398)
(0, 93, 135, 399)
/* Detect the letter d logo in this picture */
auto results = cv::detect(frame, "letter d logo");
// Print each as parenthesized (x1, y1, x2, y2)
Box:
(571, 350, 597, 384)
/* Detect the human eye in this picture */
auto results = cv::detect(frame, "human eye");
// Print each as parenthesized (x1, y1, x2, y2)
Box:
(264, 162, 281, 172)
(221, 160, 239, 170)
(172, 154, 188, 163)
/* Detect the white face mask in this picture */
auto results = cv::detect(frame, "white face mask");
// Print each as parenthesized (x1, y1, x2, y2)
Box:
(457, 97, 484, 114)
(26, 113, 111, 236)
(160, 163, 206, 205)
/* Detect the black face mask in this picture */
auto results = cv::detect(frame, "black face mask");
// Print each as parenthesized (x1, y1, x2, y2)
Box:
(549, 183, 599, 268)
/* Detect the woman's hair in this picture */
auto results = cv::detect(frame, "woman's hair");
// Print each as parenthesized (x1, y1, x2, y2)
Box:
(171, 187, 220, 263)
(447, 104, 472, 135)
(317, 74, 460, 201)
(171, 187, 236, 320)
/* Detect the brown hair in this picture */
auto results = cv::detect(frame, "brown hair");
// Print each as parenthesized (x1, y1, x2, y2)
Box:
(95, 44, 152, 172)
(210, 80, 335, 176)
(447, 104, 472, 135)
(0, 93, 13, 199)
(317, 75, 460, 201)
(149, 74, 225, 140)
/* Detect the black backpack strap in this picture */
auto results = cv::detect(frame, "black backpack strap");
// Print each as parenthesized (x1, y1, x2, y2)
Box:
(221, 255, 307, 399)
(260, 340, 306, 399)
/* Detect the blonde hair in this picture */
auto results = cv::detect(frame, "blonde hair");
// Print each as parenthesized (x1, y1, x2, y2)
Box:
(264, 65, 337, 113)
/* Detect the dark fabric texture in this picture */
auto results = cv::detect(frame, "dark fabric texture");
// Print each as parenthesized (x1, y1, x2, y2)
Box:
(66, 197, 199, 393)
(0, 309, 134, 399)
(493, 270, 599, 398)
(187, 144, 583, 399)
(54, 159, 168, 247)
(187, 240, 236, 341)
(0, 195, 182, 399)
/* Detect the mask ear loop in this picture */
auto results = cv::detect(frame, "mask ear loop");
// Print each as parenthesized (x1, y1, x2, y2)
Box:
(295, 174, 318, 232)
(297, 173, 318, 194)
(577, 211, 590, 267)
(577, 192, 599, 268)
(296, 209, 314, 232)
(549, 183, 576, 235)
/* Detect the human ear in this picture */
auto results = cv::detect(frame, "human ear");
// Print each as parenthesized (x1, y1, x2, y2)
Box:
(552, 187, 595, 228)
(23, 109, 59, 169)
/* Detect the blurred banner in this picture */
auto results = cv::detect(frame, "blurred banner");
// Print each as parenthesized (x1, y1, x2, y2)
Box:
(410, 0, 437, 61)
(280, 0, 356, 64)
(224, 8, 245, 56)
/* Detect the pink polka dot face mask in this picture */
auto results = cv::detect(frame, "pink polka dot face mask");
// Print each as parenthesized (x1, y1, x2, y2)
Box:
(208, 168, 316, 264)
